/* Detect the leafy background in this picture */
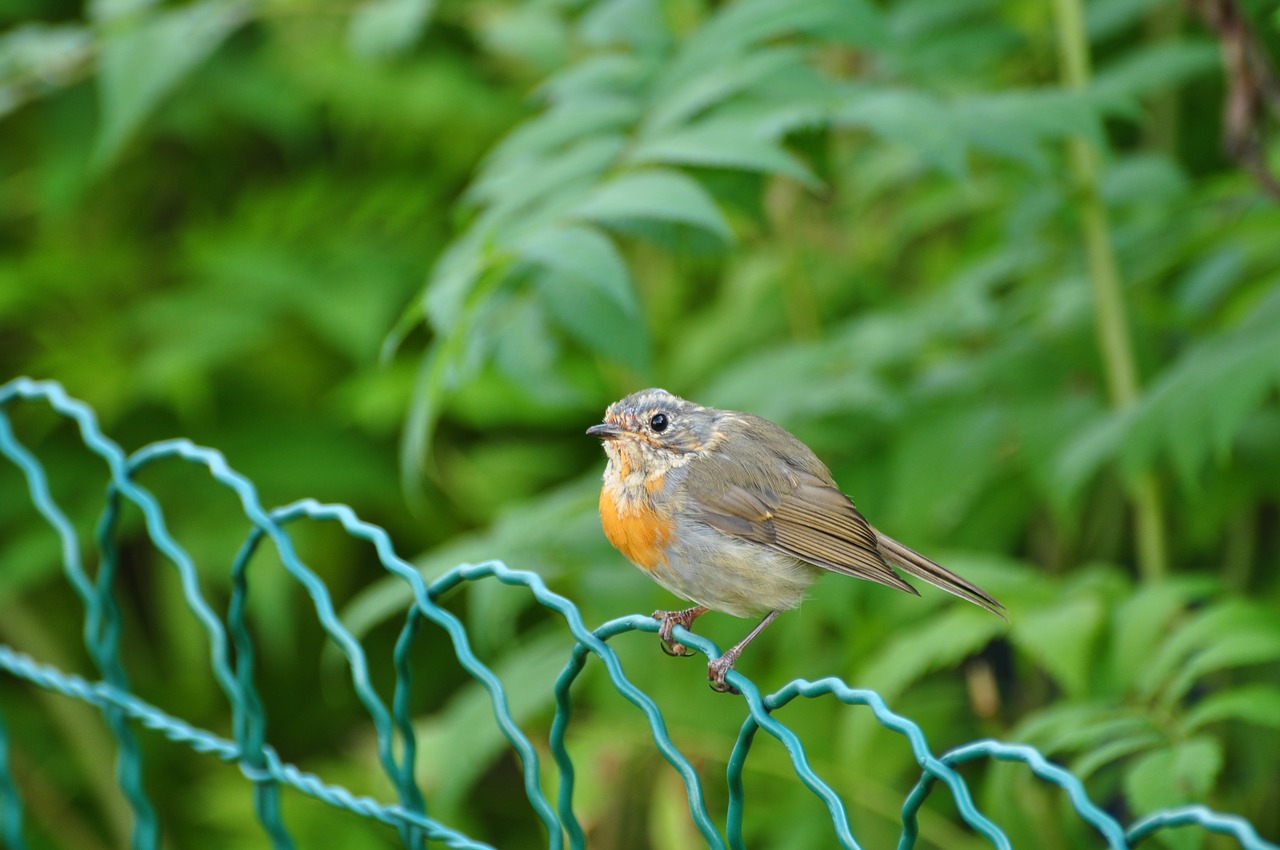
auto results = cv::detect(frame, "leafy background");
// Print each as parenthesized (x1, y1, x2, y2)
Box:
(2, 0, 1279, 848)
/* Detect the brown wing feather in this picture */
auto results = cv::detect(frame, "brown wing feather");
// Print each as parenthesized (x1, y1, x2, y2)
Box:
(875, 532, 1005, 616)
(696, 473, 919, 596)
(685, 412, 918, 594)
(685, 411, 1003, 613)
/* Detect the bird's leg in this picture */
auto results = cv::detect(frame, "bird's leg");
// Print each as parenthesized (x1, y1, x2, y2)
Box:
(653, 605, 709, 657)
(708, 610, 781, 694)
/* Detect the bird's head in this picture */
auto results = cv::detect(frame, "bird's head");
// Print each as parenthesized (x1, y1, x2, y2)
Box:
(586, 388, 716, 476)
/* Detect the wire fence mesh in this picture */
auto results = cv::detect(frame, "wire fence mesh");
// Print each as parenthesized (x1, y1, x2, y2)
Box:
(0, 376, 1275, 850)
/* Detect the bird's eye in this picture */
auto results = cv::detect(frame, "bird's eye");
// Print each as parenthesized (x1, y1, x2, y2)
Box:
(650, 413, 669, 432)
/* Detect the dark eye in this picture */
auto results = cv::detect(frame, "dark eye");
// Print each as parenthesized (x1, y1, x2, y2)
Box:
(650, 412, 669, 432)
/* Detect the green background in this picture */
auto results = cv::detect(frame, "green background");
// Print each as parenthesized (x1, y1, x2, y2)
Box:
(2, 0, 1279, 847)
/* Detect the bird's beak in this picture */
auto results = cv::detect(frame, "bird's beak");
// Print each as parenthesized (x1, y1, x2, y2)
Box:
(586, 422, 625, 439)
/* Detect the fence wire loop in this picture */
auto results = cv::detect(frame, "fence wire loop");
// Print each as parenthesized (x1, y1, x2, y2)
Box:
(0, 377, 1275, 850)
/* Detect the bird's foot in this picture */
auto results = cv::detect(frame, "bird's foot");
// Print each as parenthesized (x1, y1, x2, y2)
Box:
(705, 609, 779, 694)
(707, 651, 741, 695)
(652, 606, 708, 657)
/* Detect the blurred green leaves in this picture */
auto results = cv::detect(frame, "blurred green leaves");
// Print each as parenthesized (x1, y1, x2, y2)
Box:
(348, 0, 436, 59)
(402, 0, 906, 469)
(0, 23, 92, 118)
(93, 0, 249, 167)
(3, 0, 1280, 846)
(1058, 287, 1280, 497)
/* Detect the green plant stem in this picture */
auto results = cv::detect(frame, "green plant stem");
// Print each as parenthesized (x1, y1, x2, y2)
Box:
(1050, 0, 1169, 582)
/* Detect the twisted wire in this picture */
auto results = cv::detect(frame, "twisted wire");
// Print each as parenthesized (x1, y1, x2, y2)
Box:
(2, 378, 1277, 850)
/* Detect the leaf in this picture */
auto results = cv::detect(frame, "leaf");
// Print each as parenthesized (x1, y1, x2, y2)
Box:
(701, 335, 899, 426)
(858, 607, 1005, 701)
(1086, 0, 1169, 40)
(1071, 730, 1165, 781)
(884, 0, 1003, 44)
(340, 475, 608, 640)
(1175, 248, 1248, 315)
(93, 0, 248, 167)
(1091, 41, 1219, 114)
(701, 0, 885, 48)
(1100, 154, 1189, 206)
(468, 135, 625, 226)
(1057, 290, 1280, 495)
(1011, 594, 1105, 699)
(579, 0, 670, 51)
(399, 337, 451, 483)
(536, 272, 649, 365)
(954, 89, 1103, 171)
(1138, 600, 1273, 700)
(517, 225, 649, 364)
(422, 223, 493, 330)
(0, 24, 93, 118)
(1125, 738, 1223, 850)
(886, 404, 1012, 540)
(89, 0, 160, 21)
(629, 119, 820, 187)
(1183, 685, 1280, 734)
(1038, 712, 1153, 757)
(516, 224, 636, 314)
(1172, 737, 1223, 797)
(474, 3, 571, 72)
(571, 169, 735, 243)
(489, 297, 565, 400)
(1124, 747, 1180, 811)
(660, 0, 885, 94)
(647, 0, 878, 132)
(478, 98, 639, 184)
(835, 87, 968, 177)
(644, 45, 816, 134)
(1011, 394, 1101, 514)
(1052, 407, 1128, 505)
(405, 260, 513, 475)
(347, 0, 436, 59)
(1014, 703, 1119, 743)
(709, 90, 838, 141)
(537, 53, 649, 104)
(1122, 290, 1280, 486)
(412, 629, 571, 814)
(1109, 578, 1213, 690)
(1160, 628, 1280, 710)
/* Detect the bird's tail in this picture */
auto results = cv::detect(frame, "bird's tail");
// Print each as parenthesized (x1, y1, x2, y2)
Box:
(874, 531, 1005, 618)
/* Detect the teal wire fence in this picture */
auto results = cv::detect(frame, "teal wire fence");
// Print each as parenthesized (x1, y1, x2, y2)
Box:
(0, 376, 1275, 850)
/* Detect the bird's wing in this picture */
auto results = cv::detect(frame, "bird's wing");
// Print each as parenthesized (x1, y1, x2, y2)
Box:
(694, 471, 919, 596)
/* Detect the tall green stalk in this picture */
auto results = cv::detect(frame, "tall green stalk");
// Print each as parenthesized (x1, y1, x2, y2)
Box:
(1051, 0, 1170, 581)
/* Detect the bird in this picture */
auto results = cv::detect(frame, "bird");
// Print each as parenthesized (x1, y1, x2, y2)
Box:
(586, 388, 1004, 693)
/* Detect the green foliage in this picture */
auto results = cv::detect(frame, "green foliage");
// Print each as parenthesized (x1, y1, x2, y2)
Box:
(348, 0, 436, 59)
(998, 579, 1280, 849)
(93, 0, 251, 167)
(2, 0, 1280, 847)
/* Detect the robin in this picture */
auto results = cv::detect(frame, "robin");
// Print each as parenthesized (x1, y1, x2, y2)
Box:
(587, 388, 1004, 693)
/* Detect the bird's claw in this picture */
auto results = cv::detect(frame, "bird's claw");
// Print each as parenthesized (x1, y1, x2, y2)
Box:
(660, 638, 693, 657)
(707, 654, 740, 695)
(653, 607, 701, 657)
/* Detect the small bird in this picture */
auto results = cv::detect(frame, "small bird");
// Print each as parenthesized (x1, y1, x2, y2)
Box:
(587, 388, 1004, 693)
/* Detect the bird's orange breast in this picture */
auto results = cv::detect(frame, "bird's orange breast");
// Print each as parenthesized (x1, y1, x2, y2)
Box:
(599, 484, 671, 571)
